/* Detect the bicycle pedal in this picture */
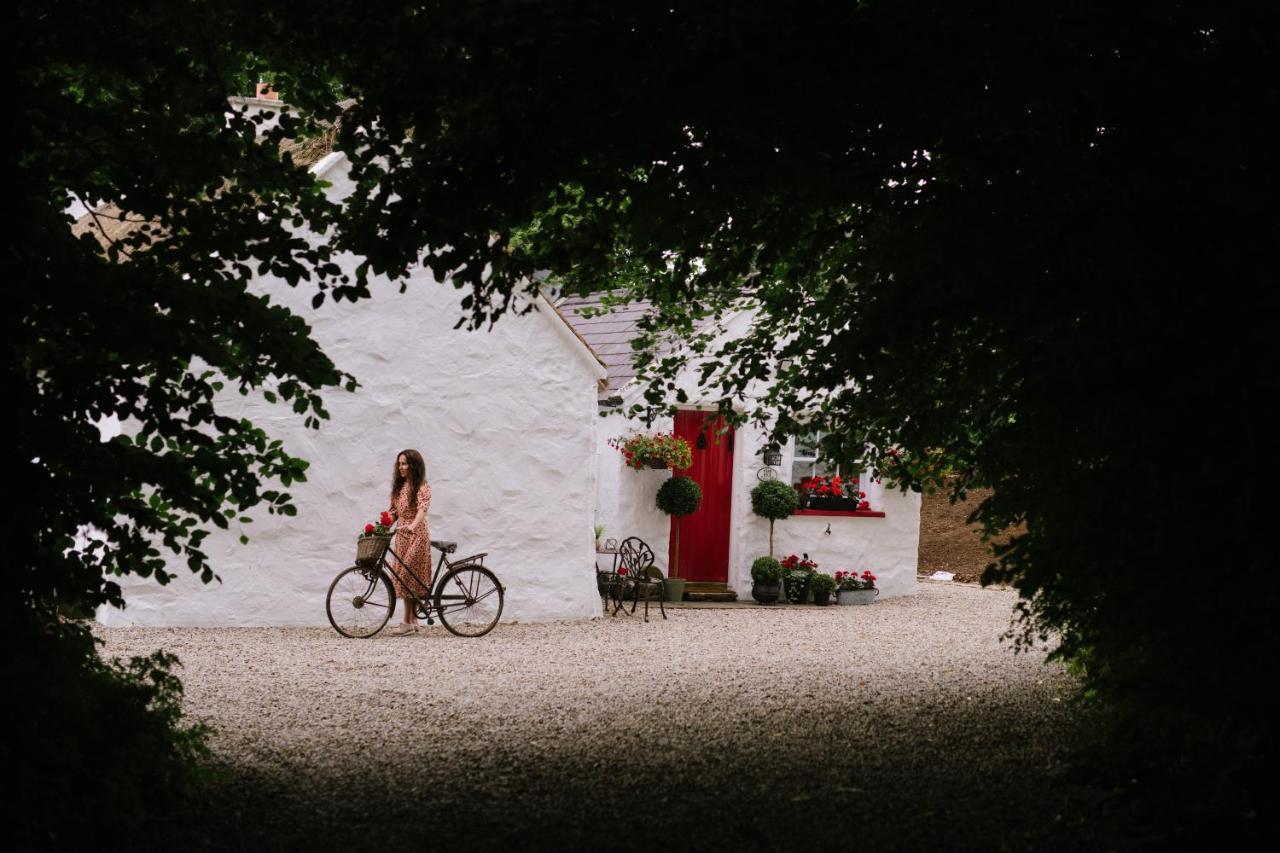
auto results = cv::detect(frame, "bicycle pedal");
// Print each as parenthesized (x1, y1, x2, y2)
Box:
(426, 617, 435, 626)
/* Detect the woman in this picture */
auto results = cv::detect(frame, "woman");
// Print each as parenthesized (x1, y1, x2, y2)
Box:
(385, 449, 432, 635)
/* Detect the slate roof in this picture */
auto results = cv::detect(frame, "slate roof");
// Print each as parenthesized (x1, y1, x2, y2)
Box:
(555, 292, 653, 396)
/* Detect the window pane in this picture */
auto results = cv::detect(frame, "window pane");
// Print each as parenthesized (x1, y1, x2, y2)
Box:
(791, 460, 814, 484)
(793, 431, 820, 460)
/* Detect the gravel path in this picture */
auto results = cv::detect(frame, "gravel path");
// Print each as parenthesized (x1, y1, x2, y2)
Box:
(97, 583, 1116, 852)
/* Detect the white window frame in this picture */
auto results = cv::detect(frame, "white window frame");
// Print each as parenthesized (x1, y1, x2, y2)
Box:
(790, 430, 854, 484)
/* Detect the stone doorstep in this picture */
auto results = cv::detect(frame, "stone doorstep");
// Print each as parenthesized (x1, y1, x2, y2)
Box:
(679, 581, 738, 603)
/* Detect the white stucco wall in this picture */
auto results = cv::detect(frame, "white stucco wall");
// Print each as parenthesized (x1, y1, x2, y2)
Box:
(97, 155, 606, 627)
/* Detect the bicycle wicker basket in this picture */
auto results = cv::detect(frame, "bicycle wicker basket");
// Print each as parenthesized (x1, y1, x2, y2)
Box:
(355, 533, 393, 568)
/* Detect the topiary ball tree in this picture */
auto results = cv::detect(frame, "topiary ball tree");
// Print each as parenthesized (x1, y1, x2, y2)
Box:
(751, 479, 799, 558)
(656, 475, 702, 579)
(751, 556, 783, 584)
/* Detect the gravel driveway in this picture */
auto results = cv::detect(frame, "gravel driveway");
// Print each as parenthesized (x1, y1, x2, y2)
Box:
(97, 582, 1114, 852)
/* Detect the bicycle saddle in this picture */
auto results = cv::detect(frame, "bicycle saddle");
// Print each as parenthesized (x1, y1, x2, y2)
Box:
(430, 540, 457, 554)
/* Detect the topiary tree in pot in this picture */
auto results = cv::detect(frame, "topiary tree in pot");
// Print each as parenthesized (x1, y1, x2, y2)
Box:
(750, 556, 783, 604)
(656, 475, 702, 601)
(751, 479, 799, 557)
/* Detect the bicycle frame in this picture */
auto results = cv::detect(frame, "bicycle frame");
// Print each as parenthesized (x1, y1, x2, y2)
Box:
(380, 537, 485, 618)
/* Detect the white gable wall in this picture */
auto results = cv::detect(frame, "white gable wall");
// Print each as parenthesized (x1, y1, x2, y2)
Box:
(98, 156, 606, 627)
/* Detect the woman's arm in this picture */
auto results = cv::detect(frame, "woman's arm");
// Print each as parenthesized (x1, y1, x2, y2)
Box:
(405, 484, 431, 531)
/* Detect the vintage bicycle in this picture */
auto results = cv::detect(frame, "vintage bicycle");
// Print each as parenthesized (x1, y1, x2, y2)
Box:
(326, 530, 504, 638)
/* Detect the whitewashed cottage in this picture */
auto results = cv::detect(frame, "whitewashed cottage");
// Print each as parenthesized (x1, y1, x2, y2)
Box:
(93, 95, 918, 627)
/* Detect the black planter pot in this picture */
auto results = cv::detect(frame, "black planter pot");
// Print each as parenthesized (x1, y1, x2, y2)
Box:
(751, 581, 781, 604)
(812, 589, 832, 606)
(642, 456, 669, 469)
(803, 495, 860, 511)
(783, 573, 811, 604)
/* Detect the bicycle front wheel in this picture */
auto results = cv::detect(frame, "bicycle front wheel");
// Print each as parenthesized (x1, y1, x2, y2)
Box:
(434, 565, 504, 637)
(326, 566, 396, 638)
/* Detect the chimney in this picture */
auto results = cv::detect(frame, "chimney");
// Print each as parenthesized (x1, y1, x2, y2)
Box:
(255, 81, 279, 101)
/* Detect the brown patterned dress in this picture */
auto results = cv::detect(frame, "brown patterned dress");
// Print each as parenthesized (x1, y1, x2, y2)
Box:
(387, 482, 432, 599)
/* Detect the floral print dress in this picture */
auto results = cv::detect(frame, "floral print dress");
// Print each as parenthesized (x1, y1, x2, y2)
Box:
(387, 482, 432, 599)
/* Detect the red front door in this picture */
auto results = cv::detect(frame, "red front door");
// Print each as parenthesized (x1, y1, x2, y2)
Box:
(670, 411, 734, 583)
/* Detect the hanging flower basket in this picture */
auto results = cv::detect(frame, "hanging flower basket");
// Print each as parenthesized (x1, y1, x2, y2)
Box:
(609, 432, 693, 471)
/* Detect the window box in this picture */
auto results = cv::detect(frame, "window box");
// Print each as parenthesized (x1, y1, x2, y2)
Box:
(795, 508, 887, 518)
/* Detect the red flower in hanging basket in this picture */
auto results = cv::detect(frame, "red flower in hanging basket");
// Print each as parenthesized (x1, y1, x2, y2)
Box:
(610, 432, 693, 471)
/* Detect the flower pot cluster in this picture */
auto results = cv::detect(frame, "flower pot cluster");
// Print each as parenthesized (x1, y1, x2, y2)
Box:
(750, 554, 880, 606)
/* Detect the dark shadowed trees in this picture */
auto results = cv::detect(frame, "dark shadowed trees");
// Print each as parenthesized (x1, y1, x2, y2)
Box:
(14, 1, 1278, 842)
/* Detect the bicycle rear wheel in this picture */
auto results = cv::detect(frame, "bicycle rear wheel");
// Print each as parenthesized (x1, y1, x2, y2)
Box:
(434, 565, 504, 637)
(326, 566, 396, 638)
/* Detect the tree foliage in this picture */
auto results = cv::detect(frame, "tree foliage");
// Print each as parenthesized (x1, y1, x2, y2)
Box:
(751, 480, 799, 557)
(16, 0, 1279, 837)
(276, 1, 1273, 824)
(750, 481, 800, 523)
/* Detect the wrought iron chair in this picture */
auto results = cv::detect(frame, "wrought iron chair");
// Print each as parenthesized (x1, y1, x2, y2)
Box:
(617, 536, 667, 622)
(595, 539, 624, 615)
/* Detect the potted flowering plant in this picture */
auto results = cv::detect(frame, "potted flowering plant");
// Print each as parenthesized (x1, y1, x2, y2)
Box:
(795, 474, 870, 512)
(834, 570, 879, 605)
(609, 432, 693, 471)
(809, 572, 837, 605)
(780, 553, 818, 604)
(355, 511, 395, 566)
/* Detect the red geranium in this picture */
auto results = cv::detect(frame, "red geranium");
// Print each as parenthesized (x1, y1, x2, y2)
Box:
(781, 553, 819, 572)
(835, 569, 878, 591)
(358, 514, 394, 541)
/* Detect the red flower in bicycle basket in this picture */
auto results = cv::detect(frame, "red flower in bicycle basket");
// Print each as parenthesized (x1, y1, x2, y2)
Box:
(618, 567, 628, 576)
(379, 511, 393, 526)
(364, 523, 375, 534)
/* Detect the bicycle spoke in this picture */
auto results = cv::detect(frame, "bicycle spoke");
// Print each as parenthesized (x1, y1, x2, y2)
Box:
(435, 566, 503, 637)
(326, 567, 395, 638)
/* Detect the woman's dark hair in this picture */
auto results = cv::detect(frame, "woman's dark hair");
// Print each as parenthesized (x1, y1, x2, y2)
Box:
(390, 449, 428, 513)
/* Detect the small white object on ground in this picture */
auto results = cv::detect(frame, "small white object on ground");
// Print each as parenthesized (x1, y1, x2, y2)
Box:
(929, 571, 955, 581)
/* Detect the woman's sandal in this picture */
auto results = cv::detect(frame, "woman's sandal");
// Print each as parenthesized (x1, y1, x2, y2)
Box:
(388, 623, 419, 636)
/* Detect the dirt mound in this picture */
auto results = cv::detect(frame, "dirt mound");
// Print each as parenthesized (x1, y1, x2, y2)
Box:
(917, 487, 1017, 584)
